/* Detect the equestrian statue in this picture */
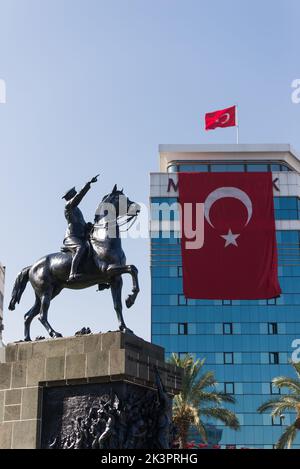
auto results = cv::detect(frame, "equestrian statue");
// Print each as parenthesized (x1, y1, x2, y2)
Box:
(8, 175, 141, 341)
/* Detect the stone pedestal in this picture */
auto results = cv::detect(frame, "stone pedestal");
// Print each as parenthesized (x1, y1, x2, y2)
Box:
(0, 343, 5, 363)
(0, 332, 182, 449)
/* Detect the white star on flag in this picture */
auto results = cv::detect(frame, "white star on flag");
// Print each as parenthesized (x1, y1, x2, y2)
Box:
(221, 229, 240, 247)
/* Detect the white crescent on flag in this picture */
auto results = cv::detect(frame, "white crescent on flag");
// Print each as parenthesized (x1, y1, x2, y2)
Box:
(204, 187, 253, 228)
(219, 113, 230, 124)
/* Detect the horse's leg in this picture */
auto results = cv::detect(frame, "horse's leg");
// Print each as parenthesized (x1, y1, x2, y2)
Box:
(108, 265, 139, 309)
(38, 287, 63, 339)
(110, 275, 133, 334)
(24, 295, 41, 342)
(124, 265, 139, 309)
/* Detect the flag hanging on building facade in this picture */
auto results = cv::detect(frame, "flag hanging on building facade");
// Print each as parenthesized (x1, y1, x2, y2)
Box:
(205, 105, 236, 130)
(178, 172, 281, 299)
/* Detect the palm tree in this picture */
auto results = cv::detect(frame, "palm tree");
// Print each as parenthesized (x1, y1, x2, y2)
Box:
(258, 362, 300, 449)
(169, 353, 240, 448)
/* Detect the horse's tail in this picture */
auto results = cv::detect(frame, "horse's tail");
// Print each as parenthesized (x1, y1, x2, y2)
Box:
(8, 266, 31, 311)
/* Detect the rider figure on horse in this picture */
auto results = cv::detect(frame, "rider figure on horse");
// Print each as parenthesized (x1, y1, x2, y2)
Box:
(62, 174, 99, 283)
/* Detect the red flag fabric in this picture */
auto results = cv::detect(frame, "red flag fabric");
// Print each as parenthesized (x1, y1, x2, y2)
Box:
(205, 105, 236, 130)
(178, 172, 281, 299)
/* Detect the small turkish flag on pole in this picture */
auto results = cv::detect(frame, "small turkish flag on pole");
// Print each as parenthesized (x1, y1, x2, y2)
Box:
(205, 105, 236, 130)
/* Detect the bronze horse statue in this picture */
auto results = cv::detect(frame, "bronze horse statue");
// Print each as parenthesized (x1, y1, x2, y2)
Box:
(8, 185, 140, 341)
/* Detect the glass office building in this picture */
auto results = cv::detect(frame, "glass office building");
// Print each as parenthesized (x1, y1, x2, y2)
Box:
(150, 145, 300, 448)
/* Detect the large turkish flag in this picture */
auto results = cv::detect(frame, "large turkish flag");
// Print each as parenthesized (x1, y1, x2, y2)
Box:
(178, 172, 281, 299)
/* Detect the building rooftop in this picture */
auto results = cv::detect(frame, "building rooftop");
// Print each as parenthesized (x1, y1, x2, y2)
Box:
(159, 144, 300, 173)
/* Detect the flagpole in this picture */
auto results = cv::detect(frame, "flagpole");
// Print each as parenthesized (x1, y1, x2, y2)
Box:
(236, 104, 239, 144)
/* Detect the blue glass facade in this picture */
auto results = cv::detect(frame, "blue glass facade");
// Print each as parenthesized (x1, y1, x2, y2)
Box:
(151, 162, 300, 448)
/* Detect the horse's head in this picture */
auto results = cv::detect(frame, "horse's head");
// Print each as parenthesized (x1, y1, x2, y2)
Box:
(94, 184, 140, 227)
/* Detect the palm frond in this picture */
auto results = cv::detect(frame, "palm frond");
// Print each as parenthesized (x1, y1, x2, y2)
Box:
(258, 396, 300, 416)
(194, 371, 216, 391)
(213, 392, 236, 404)
(269, 397, 300, 417)
(196, 391, 235, 405)
(275, 423, 298, 449)
(272, 376, 300, 394)
(292, 362, 300, 380)
(258, 398, 282, 413)
(201, 407, 240, 430)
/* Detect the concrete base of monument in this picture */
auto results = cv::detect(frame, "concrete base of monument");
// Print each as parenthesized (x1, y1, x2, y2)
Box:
(0, 332, 182, 449)
(0, 343, 5, 363)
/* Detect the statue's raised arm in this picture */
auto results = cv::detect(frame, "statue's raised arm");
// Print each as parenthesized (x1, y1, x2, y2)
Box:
(67, 175, 99, 209)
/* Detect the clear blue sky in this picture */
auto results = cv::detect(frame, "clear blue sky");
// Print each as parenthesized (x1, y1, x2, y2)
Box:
(0, 0, 299, 343)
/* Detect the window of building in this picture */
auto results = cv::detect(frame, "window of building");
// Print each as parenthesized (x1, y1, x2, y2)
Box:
(211, 164, 245, 172)
(272, 416, 283, 426)
(178, 164, 209, 172)
(270, 383, 281, 395)
(276, 230, 300, 244)
(222, 300, 232, 306)
(267, 298, 277, 305)
(169, 295, 178, 306)
(247, 163, 269, 172)
(223, 323, 233, 335)
(170, 323, 196, 335)
(224, 382, 235, 394)
(268, 323, 278, 335)
(274, 197, 300, 220)
(270, 163, 291, 172)
(224, 352, 234, 364)
(188, 323, 197, 334)
(178, 266, 183, 277)
(169, 267, 178, 277)
(269, 352, 280, 365)
(178, 295, 187, 306)
(178, 323, 188, 335)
